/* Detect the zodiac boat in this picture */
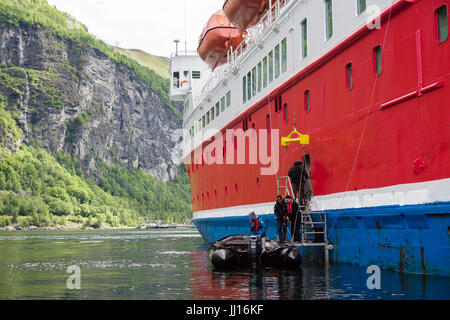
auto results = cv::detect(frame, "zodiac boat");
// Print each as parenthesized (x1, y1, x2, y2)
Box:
(207, 235, 301, 270)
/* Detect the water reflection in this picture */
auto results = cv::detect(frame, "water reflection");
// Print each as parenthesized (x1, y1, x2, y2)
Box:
(0, 230, 448, 300)
(189, 250, 450, 300)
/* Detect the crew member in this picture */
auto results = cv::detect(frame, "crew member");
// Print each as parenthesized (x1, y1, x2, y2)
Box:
(285, 195, 301, 242)
(249, 211, 266, 238)
(288, 160, 309, 206)
(274, 195, 287, 242)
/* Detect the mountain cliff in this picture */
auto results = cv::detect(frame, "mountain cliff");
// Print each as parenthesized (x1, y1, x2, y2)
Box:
(0, 0, 191, 227)
(0, 12, 183, 181)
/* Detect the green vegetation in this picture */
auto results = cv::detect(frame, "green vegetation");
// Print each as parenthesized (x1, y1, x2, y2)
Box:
(0, 104, 191, 228)
(64, 113, 89, 143)
(113, 47, 169, 80)
(0, 0, 181, 119)
(0, 66, 64, 116)
(0, 142, 192, 228)
(0, 98, 22, 149)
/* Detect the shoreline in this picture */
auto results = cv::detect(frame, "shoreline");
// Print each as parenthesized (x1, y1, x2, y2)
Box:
(0, 223, 195, 232)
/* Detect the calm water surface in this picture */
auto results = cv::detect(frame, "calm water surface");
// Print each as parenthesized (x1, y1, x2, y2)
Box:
(0, 229, 448, 300)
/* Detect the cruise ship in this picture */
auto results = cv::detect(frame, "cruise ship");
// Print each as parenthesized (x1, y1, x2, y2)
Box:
(169, 0, 450, 276)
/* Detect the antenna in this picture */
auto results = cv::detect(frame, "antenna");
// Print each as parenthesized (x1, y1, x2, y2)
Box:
(174, 39, 180, 56)
(184, 0, 187, 54)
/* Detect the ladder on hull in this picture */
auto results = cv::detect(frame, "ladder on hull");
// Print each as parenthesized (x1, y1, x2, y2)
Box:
(276, 177, 332, 263)
(277, 176, 294, 199)
(298, 209, 331, 263)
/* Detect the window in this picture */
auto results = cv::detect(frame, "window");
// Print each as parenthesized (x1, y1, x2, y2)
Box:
(283, 103, 288, 124)
(173, 72, 180, 88)
(257, 62, 262, 92)
(325, 0, 333, 40)
(268, 51, 274, 83)
(281, 38, 287, 73)
(373, 45, 382, 76)
(301, 19, 308, 58)
(210, 107, 215, 121)
(263, 57, 268, 88)
(206, 111, 210, 125)
(275, 44, 280, 78)
(437, 5, 448, 43)
(191, 126, 194, 137)
(247, 71, 252, 100)
(221, 96, 226, 112)
(192, 71, 201, 79)
(357, 0, 366, 16)
(252, 67, 257, 97)
(275, 95, 282, 113)
(226, 91, 231, 108)
(243, 76, 247, 103)
(243, 118, 248, 131)
(304, 90, 310, 113)
(202, 115, 205, 128)
(346, 63, 353, 90)
(215, 102, 220, 117)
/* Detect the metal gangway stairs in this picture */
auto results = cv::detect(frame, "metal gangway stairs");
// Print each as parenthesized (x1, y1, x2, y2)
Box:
(277, 177, 333, 263)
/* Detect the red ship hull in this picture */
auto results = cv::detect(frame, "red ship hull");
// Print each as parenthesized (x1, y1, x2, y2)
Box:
(188, 0, 450, 213)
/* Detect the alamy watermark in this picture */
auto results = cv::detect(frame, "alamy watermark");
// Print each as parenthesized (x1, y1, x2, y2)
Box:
(182, 128, 281, 176)
(366, 265, 381, 290)
(66, 265, 81, 290)
(366, 5, 382, 30)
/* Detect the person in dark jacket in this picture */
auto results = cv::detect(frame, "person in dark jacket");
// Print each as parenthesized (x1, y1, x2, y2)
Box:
(285, 195, 301, 242)
(274, 195, 288, 242)
(249, 211, 266, 238)
(288, 160, 309, 206)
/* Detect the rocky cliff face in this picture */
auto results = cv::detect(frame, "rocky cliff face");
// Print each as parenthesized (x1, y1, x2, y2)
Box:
(0, 25, 182, 182)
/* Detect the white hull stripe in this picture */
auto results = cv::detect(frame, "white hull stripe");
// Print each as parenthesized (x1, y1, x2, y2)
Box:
(192, 178, 450, 220)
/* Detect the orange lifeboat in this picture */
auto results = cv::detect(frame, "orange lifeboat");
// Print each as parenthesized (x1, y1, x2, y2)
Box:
(223, 0, 275, 33)
(197, 10, 245, 71)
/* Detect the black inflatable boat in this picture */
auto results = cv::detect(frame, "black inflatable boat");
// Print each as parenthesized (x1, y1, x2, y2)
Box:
(207, 235, 301, 270)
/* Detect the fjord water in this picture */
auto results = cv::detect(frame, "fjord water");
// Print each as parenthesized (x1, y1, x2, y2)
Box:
(0, 229, 448, 300)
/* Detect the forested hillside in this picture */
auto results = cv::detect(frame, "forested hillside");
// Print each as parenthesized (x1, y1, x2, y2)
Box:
(0, 0, 192, 228)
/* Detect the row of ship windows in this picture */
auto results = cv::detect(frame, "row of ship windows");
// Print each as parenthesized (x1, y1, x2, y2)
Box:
(242, 38, 288, 104)
(301, 1, 449, 57)
(239, 0, 374, 107)
(190, 91, 232, 137)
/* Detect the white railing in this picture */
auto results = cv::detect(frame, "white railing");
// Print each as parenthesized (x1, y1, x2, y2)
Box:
(170, 50, 198, 58)
(198, 0, 292, 105)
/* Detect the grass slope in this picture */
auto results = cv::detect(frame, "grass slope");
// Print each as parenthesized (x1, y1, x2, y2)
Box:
(112, 47, 169, 80)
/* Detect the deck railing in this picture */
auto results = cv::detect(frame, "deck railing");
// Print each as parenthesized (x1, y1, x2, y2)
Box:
(199, 0, 293, 105)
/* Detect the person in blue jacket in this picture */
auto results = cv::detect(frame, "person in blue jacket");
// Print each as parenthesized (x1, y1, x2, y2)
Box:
(249, 211, 266, 238)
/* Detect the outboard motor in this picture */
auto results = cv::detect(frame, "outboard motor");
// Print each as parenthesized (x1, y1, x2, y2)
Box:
(248, 235, 262, 268)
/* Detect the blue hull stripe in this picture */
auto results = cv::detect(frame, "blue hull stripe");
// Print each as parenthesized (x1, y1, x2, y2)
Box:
(192, 202, 450, 276)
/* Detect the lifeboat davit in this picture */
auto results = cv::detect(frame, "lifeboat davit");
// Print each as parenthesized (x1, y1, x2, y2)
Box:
(223, 0, 274, 33)
(197, 10, 245, 71)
